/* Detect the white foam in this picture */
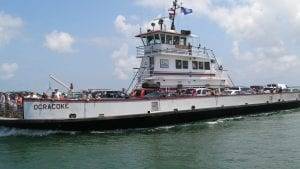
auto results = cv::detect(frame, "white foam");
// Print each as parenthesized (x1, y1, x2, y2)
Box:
(0, 127, 72, 137)
(156, 125, 176, 130)
(206, 121, 219, 125)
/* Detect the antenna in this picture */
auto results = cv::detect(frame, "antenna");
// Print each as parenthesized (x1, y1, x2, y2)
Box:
(151, 22, 156, 31)
(158, 19, 164, 30)
(169, 0, 179, 30)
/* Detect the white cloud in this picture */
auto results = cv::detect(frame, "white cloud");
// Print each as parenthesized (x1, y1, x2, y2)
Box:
(44, 31, 75, 54)
(0, 63, 18, 80)
(0, 12, 23, 46)
(114, 15, 140, 37)
(111, 44, 139, 80)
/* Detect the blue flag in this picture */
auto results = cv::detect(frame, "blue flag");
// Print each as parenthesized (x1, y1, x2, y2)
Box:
(181, 7, 193, 15)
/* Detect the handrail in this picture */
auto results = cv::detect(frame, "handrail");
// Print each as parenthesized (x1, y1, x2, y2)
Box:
(136, 45, 214, 59)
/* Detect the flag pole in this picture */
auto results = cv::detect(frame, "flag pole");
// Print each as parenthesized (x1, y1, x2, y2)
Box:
(170, 0, 178, 30)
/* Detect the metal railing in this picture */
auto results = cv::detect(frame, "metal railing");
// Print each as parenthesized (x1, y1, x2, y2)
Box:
(0, 103, 23, 118)
(136, 45, 216, 59)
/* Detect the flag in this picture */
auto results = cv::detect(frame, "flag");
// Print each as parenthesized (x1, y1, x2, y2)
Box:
(181, 7, 193, 15)
(169, 8, 175, 20)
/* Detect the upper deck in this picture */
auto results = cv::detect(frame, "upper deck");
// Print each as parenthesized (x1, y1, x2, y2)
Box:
(136, 30, 214, 59)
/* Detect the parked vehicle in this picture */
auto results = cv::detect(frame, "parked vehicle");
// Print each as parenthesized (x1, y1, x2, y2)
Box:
(195, 88, 212, 96)
(224, 86, 251, 95)
(267, 84, 287, 90)
(250, 86, 264, 93)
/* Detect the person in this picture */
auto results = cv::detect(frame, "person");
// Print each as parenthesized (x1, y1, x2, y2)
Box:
(0, 92, 5, 112)
(54, 89, 62, 100)
(16, 94, 23, 112)
(42, 92, 48, 99)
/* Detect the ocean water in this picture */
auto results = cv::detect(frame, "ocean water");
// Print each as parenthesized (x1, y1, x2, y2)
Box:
(0, 109, 300, 169)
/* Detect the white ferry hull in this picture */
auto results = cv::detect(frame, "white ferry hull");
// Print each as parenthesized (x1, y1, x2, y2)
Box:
(0, 93, 300, 130)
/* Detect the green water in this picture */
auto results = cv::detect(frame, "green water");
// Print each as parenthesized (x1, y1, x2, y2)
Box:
(1, 109, 300, 169)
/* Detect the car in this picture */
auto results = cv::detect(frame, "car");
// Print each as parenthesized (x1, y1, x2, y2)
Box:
(224, 90, 241, 95)
(250, 85, 264, 93)
(263, 87, 275, 94)
(266, 83, 288, 90)
(224, 86, 251, 95)
(195, 88, 212, 96)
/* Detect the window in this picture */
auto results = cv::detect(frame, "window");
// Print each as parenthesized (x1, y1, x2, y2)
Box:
(166, 35, 172, 45)
(160, 59, 169, 68)
(141, 37, 147, 45)
(176, 60, 182, 69)
(147, 36, 155, 45)
(192, 61, 198, 70)
(150, 57, 154, 75)
(180, 37, 187, 46)
(161, 34, 166, 44)
(204, 62, 210, 70)
(182, 61, 188, 69)
(154, 34, 161, 44)
(199, 62, 204, 69)
(173, 36, 179, 45)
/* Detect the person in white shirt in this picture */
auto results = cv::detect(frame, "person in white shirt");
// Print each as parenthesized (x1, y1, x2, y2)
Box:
(0, 93, 5, 112)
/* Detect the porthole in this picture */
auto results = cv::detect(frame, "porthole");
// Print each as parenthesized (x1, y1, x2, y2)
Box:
(69, 114, 77, 119)
(191, 106, 196, 110)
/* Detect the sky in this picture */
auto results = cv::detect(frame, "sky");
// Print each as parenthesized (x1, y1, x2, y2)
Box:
(0, 0, 300, 92)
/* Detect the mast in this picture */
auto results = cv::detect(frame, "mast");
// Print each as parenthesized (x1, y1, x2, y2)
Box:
(170, 0, 179, 30)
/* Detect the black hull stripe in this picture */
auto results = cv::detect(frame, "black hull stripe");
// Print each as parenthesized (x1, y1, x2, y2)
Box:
(1, 101, 300, 131)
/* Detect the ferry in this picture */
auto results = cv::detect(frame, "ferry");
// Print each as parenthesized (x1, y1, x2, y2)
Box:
(0, 1, 300, 131)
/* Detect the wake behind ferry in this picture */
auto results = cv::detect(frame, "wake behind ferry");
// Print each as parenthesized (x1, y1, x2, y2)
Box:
(1, 1, 300, 131)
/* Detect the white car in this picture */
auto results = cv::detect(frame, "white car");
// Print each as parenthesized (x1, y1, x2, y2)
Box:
(224, 90, 241, 95)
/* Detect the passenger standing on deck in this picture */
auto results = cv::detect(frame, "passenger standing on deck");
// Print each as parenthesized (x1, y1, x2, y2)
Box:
(0, 93, 5, 112)
(54, 89, 62, 100)
(16, 94, 23, 112)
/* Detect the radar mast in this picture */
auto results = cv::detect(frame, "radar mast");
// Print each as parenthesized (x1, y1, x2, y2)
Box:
(169, 0, 180, 30)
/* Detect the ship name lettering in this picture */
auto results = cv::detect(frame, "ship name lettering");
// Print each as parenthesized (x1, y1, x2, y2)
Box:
(33, 103, 69, 110)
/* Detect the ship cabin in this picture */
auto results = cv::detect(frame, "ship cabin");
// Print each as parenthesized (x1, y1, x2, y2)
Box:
(134, 29, 229, 93)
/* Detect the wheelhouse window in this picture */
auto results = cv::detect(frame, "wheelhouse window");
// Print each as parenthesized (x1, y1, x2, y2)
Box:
(199, 62, 204, 70)
(204, 62, 210, 70)
(173, 36, 179, 45)
(154, 34, 161, 44)
(160, 59, 169, 68)
(176, 60, 182, 69)
(182, 60, 188, 69)
(192, 61, 198, 70)
(147, 36, 155, 45)
(161, 34, 166, 44)
(180, 37, 187, 46)
(141, 36, 147, 46)
(166, 35, 173, 45)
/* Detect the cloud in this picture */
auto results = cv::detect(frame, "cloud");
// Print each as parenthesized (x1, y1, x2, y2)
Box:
(110, 15, 143, 80)
(0, 63, 18, 80)
(111, 44, 139, 80)
(114, 15, 140, 37)
(0, 12, 23, 46)
(44, 31, 75, 54)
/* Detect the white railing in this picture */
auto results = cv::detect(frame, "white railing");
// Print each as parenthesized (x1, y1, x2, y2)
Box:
(136, 45, 215, 59)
